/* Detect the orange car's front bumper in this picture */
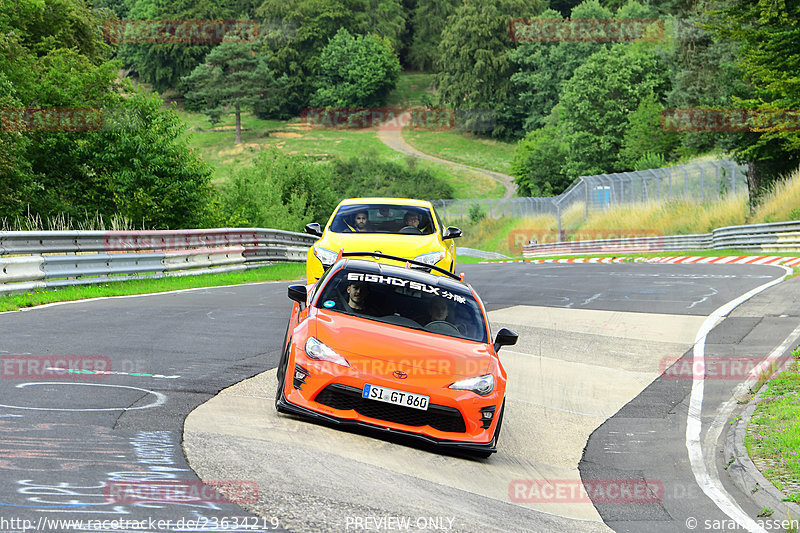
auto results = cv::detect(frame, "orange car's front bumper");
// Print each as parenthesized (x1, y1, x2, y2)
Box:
(278, 353, 504, 451)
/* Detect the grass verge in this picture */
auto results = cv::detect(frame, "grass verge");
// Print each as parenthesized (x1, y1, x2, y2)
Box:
(0, 263, 305, 312)
(386, 72, 436, 107)
(745, 346, 800, 504)
(403, 129, 516, 175)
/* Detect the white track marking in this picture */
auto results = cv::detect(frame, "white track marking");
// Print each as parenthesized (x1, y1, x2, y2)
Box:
(686, 266, 791, 533)
(0, 382, 167, 411)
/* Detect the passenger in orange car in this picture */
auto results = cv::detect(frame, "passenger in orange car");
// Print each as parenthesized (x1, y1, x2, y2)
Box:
(428, 297, 449, 322)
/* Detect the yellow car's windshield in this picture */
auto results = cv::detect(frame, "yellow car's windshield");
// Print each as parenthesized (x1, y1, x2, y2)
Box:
(329, 204, 436, 235)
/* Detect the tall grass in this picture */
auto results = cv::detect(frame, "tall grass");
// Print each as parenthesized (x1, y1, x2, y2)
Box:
(454, 215, 557, 256)
(1, 212, 135, 231)
(577, 194, 749, 236)
(751, 166, 800, 223)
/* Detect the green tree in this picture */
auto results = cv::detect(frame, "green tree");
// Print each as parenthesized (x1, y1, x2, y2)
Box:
(663, 12, 749, 158)
(0, 0, 214, 228)
(618, 92, 680, 169)
(326, 153, 454, 200)
(705, 0, 800, 197)
(511, 120, 571, 196)
(310, 28, 400, 108)
(510, 1, 613, 132)
(0, 75, 35, 219)
(117, 0, 248, 92)
(4, 0, 110, 63)
(436, 0, 546, 137)
(256, 0, 406, 116)
(407, 0, 459, 71)
(350, 0, 406, 53)
(220, 150, 338, 231)
(16, 49, 124, 219)
(82, 91, 213, 229)
(183, 39, 284, 145)
(559, 42, 670, 177)
(614, 0, 655, 19)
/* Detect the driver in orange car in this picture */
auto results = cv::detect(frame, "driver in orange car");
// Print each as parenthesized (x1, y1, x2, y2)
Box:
(344, 280, 380, 316)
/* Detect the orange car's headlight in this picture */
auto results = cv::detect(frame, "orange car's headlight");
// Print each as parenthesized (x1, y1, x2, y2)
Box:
(304, 337, 350, 367)
(449, 374, 494, 396)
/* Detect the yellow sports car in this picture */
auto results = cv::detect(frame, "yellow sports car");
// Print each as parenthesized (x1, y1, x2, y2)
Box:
(304, 198, 462, 283)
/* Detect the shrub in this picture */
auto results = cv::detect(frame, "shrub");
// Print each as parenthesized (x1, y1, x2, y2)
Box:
(325, 153, 454, 200)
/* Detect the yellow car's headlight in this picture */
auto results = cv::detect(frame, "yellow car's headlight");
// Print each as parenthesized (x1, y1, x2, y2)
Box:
(313, 246, 338, 267)
(414, 251, 445, 266)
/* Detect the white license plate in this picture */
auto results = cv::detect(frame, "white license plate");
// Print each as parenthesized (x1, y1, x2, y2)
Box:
(362, 384, 429, 411)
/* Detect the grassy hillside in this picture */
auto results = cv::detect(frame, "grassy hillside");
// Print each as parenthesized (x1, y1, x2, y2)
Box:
(178, 72, 507, 199)
(402, 129, 516, 175)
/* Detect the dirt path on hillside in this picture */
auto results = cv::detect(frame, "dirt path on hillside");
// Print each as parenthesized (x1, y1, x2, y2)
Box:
(376, 112, 518, 199)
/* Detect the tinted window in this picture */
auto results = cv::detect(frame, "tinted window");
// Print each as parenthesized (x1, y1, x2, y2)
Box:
(315, 268, 487, 342)
(329, 204, 435, 235)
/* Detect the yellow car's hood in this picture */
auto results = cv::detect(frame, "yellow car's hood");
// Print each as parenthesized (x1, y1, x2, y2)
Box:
(319, 232, 444, 260)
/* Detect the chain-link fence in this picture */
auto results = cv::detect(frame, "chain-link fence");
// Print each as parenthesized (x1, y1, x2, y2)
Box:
(432, 159, 747, 227)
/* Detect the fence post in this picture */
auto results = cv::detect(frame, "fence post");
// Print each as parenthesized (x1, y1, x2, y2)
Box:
(584, 178, 589, 221)
(669, 167, 673, 197)
(683, 166, 689, 197)
(555, 200, 562, 241)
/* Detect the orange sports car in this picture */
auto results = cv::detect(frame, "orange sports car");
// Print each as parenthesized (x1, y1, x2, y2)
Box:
(275, 252, 518, 457)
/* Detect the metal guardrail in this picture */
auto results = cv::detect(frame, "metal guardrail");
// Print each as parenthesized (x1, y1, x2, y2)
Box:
(0, 228, 317, 294)
(523, 221, 800, 257)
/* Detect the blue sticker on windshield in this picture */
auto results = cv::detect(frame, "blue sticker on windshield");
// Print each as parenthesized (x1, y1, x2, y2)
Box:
(323, 300, 335, 308)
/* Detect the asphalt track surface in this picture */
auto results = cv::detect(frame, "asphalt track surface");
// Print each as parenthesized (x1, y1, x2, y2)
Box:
(0, 262, 796, 532)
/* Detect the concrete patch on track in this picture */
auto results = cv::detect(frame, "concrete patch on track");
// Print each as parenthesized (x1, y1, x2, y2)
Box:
(184, 306, 706, 531)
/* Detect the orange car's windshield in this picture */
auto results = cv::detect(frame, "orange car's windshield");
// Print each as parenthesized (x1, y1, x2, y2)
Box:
(315, 268, 487, 342)
(328, 204, 435, 235)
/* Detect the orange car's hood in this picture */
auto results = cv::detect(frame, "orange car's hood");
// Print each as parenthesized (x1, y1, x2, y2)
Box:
(311, 311, 492, 378)
(320, 232, 443, 258)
